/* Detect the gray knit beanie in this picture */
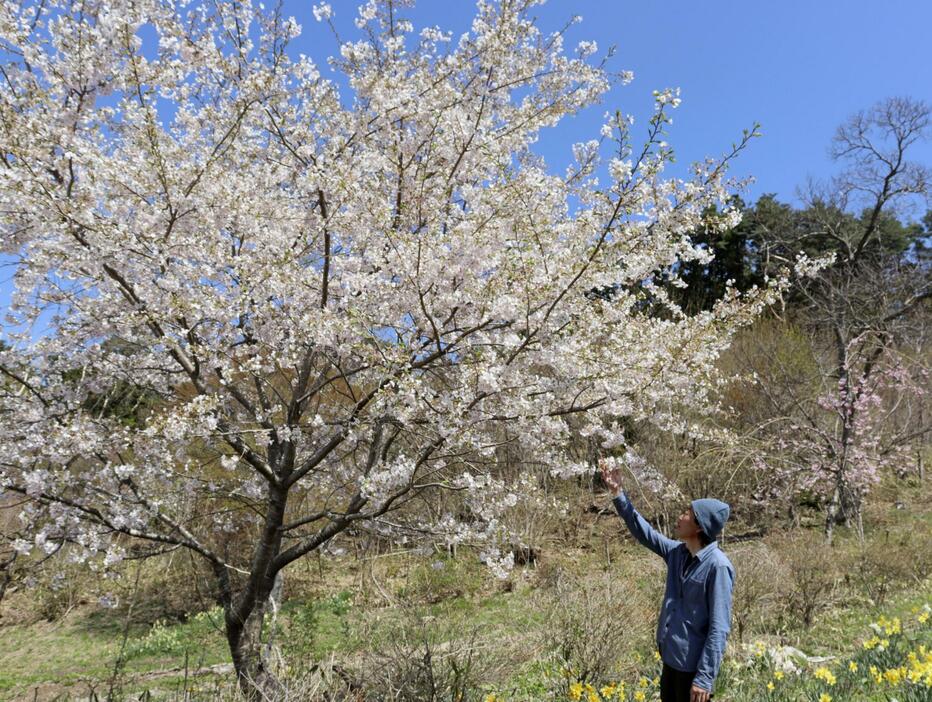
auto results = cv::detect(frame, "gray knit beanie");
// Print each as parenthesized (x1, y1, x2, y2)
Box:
(690, 498, 730, 540)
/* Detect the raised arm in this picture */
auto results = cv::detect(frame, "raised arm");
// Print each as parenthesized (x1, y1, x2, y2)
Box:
(601, 457, 678, 559)
(611, 490, 679, 560)
(692, 563, 735, 693)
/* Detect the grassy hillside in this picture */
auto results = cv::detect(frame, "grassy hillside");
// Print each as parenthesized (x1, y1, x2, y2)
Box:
(1, 477, 930, 701)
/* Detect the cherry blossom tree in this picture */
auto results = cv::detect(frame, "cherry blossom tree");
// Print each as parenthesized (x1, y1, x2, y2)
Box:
(0, 0, 794, 693)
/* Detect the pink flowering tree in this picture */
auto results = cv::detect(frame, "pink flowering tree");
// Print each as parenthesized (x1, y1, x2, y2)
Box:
(739, 98, 931, 539)
(817, 358, 927, 522)
(745, 344, 928, 535)
(0, 0, 794, 692)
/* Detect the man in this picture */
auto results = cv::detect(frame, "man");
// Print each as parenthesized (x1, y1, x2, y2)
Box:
(600, 460, 735, 702)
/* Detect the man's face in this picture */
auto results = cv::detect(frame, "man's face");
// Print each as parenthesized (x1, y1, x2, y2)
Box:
(675, 505, 701, 540)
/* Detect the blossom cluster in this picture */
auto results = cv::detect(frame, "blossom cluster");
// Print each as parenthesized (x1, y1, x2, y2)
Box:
(0, 0, 797, 584)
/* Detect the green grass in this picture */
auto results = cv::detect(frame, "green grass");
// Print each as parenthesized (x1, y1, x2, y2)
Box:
(0, 603, 230, 697)
(0, 618, 121, 690)
(797, 576, 932, 655)
(0, 582, 927, 701)
(1, 484, 930, 700)
(717, 598, 932, 702)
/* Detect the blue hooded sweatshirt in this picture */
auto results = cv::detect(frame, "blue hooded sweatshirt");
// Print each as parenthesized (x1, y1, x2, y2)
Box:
(612, 491, 735, 692)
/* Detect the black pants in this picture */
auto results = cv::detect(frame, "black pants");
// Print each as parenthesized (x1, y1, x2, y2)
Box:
(660, 662, 713, 702)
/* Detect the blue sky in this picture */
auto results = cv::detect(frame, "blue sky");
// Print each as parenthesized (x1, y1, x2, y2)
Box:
(291, 0, 932, 209)
(3, 0, 931, 339)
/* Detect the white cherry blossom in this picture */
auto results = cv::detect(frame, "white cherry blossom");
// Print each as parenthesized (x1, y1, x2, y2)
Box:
(0, 0, 806, 693)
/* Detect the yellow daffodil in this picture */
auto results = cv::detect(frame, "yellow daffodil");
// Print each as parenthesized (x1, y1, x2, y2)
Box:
(568, 682, 583, 701)
(882, 667, 904, 685)
(877, 615, 902, 635)
(814, 667, 837, 686)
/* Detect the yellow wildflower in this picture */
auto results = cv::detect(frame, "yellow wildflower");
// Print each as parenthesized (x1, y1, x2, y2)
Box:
(766, 681, 775, 692)
(638, 676, 649, 689)
(818, 695, 832, 702)
(633, 693, 646, 702)
(814, 667, 836, 686)
(882, 667, 903, 685)
(568, 682, 583, 701)
(773, 670, 784, 681)
(848, 661, 858, 672)
(600, 683, 616, 698)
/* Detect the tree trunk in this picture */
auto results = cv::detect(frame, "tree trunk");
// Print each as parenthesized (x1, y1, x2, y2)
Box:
(225, 483, 290, 700)
(839, 483, 861, 528)
(824, 481, 840, 544)
(227, 595, 285, 700)
(825, 468, 860, 543)
(825, 350, 857, 543)
(824, 460, 847, 543)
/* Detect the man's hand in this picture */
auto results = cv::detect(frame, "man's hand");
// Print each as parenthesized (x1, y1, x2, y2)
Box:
(599, 458, 623, 495)
(690, 684, 711, 702)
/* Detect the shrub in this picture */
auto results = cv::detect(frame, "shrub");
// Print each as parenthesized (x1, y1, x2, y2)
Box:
(354, 606, 504, 702)
(538, 570, 656, 688)
(768, 530, 840, 629)
(850, 534, 915, 606)
(729, 542, 785, 641)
